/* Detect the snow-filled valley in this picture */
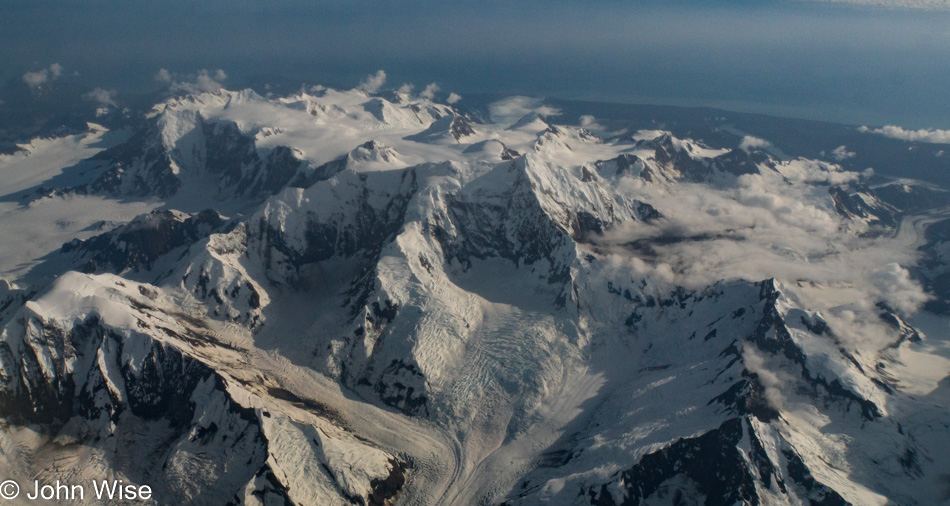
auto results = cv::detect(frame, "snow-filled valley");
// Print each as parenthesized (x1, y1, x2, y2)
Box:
(0, 83, 948, 505)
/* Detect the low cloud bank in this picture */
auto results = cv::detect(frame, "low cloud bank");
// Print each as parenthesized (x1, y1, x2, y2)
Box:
(859, 125, 950, 144)
(591, 156, 929, 353)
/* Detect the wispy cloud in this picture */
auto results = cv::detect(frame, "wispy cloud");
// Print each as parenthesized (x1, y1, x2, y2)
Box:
(592, 157, 925, 352)
(420, 82, 440, 100)
(799, 0, 950, 9)
(858, 125, 950, 144)
(487, 96, 562, 125)
(446, 92, 462, 104)
(742, 346, 792, 410)
(579, 115, 604, 130)
(176, 69, 227, 93)
(83, 88, 117, 107)
(22, 63, 63, 89)
(358, 69, 387, 93)
(830, 145, 856, 161)
(739, 135, 770, 151)
(871, 263, 930, 314)
(156, 68, 228, 94)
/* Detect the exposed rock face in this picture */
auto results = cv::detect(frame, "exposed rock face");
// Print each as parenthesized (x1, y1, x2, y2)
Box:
(61, 208, 228, 273)
(78, 100, 307, 202)
(1, 86, 947, 506)
(0, 273, 405, 505)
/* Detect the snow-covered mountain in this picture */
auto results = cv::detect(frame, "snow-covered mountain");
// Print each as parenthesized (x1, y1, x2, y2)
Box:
(0, 84, 948, 505)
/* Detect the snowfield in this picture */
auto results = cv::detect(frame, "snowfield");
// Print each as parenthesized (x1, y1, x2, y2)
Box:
(0, 84, 948, 505)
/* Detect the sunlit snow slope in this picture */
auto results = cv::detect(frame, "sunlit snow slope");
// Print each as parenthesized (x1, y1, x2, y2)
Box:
(0, 84, 948, 505)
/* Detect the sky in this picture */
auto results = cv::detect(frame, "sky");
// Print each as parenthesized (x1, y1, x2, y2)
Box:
(3, 0, 950, 128)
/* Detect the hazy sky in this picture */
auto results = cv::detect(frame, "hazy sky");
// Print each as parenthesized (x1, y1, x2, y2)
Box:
(3, 0, 950, 128)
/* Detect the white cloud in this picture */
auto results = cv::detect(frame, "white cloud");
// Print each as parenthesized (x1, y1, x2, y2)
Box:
(22, 71, 49, 88)
(192, 69, 226, 92)
(446, 92, 462, 104)
(358, 69, 387, 93)
(83, 88, 117, 107)
(579, 115, 604, 130)
(602, 253, 676, 286)
(800, 0, 950, 9)
(822, 305, 900, 351)
(859, 125, 950, 144)
(22, 63, 64, 89)
(167, 68, 228, 94)
(775, 158, 860, 185)
(397, 83, 414, 94)
(739, 135, 770, 151)
(591, 154, 922, 353)
(156, 68, 172, 82)
(487, 96, 563, 125)
(871, 263, 930, 314)
(742, 346, 791, 411)
(420, 82, 440, 100)
(584, 129, 931, 359)
(831, 145, 856, 161)
(736, 173, 841, 234)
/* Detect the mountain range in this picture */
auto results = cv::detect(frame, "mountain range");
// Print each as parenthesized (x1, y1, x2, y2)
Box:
(0, 82, 948, 505)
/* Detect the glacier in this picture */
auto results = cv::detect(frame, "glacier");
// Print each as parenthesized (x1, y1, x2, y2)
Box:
(0, 84, 948, 505)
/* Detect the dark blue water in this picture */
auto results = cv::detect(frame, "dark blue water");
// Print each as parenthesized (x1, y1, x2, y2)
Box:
(3, 0, 949, 128)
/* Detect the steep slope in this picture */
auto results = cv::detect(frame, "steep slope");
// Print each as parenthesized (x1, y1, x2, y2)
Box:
(0, 84, 947, 506)
(0, 272, 405, 505)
